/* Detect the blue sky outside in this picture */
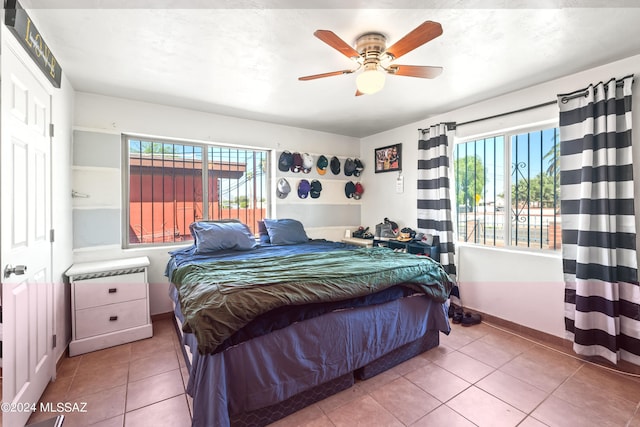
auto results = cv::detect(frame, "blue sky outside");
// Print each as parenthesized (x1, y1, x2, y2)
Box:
(454, 127, 559, 205)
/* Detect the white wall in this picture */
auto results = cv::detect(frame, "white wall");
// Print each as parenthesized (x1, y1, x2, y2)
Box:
(360, 53, 640, 338)
(52, 74, 75, 360)
(73, 93, 360, 315)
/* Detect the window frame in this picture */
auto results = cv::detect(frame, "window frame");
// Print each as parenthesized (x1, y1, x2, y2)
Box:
(121, 134, 271, 248)
(453, 121, 560, 253)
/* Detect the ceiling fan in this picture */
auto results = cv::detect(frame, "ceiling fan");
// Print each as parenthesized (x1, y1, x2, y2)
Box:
(298, 21, 443, 96)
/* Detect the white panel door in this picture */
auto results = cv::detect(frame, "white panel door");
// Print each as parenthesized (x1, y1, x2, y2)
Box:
(1, 43, 54, 427)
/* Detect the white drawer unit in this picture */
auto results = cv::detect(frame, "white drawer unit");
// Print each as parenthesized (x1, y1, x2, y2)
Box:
(66, 257, 153, 356)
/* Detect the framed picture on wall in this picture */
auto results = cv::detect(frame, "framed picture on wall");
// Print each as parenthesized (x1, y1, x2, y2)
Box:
(374, 143, 402, 173)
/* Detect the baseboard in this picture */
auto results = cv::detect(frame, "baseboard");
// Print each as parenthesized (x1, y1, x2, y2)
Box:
(151, 312, 174, 321)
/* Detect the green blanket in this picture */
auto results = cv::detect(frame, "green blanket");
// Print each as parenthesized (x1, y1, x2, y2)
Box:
(173, 247, 452, 354)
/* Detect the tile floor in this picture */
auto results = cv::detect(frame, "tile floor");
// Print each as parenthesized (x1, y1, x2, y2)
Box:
(24, 317, 640, 427)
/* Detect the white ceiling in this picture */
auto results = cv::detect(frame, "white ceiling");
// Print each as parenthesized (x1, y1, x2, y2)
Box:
(23, 1, 640, 138)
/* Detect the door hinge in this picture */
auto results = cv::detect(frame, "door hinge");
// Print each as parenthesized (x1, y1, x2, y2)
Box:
(49, 123, 54, 137)
(50, 229, 55, 243)
(52, 334, 57, 349)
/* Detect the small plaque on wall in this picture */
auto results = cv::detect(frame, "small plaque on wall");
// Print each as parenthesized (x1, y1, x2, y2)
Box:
(5, 0, 62, 88)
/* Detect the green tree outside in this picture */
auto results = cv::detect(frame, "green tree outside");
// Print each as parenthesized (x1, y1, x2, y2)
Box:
(455, 155, 486, 212)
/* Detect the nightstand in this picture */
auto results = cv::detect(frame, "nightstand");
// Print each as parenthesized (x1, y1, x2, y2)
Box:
(66, 256, 153, 356)
(341, 237, 374, 247)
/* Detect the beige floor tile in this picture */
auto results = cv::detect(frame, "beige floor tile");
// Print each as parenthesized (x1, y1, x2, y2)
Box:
(458, 338, 521, 368)
(531, 395, 613, 427)
(432, 350, 496, 383)
(517, 416, 550, 427)
(552, 365, 637, 426)
(126, 369, 185, 412)
(405, 363, 470, 403)
(128, 350, 179, 382)
(39, 375, 73, 403)
(67, 363, 129, 400)
(570, 363, 640, 402)
(439, 328, 478, 350)
(89, 414, 125, 427)
(420, 342, 455, 361)
(316, 384, 367, 413)
(447, 386, 526, 427)
(124, 395, 191, 427)
(476, 369, 548, 413)
(369, 377, 441, 425)
(387, 353, 432, 376)
(499, 348, 582, 393)
(268, 404, 327, 427)
(60, 384, 127, 427)
(57, 356, 81, 379)
(80, 344, 132, 366)
(355, 369, 400, 394)
(410, 404, 476, 427)
(326, 395, 403, 427)
(130, 336, 176, 361)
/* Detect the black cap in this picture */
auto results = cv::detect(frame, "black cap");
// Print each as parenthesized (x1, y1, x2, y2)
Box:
(353, 158, 364, 177)
(344, 158, 356, 176)
(278, 151, 293, 172)
(310, 180, 322, 198)
(345, 181, 356, 198)
(330, 156, 341, 175)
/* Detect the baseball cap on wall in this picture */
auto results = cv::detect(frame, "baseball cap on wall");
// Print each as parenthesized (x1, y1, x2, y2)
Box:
(344, 181, 356, 198)
(330, 156, 341, 175)
(353, 158, 364, 177)
(298, 179, 311, 199)
(302, 153, 313, 174)
(316, 155, 328, 175)
(310, 180, 322, 198)
(276, 178, 291, 199)
(278, 151, 293, 172)
(291, 152, 303, 173)
(353, 182, 364, 200)
(344, 158, 356, 176)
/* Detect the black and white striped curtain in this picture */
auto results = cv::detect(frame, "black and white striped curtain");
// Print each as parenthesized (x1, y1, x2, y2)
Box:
(558, 75, 639, 365)
(418, 124, 457, 280)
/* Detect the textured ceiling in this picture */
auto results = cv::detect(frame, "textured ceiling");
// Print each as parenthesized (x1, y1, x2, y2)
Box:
(22, 1, 640, 137)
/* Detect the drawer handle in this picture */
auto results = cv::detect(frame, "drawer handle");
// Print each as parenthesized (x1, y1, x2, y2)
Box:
(109, 316, 118, 321)
(108, 288, 117, 293)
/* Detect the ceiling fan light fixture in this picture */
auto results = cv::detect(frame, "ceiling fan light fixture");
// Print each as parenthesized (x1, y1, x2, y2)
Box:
(356, 66, 385, 94)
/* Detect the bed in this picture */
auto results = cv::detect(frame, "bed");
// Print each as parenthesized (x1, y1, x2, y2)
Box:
(166, 219, 453, 427)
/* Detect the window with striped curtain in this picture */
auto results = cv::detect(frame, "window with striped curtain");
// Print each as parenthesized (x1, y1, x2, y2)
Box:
(124, 135, 269, 246)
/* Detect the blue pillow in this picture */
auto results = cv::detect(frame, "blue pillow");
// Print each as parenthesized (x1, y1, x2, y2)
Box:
(263, 218, 309, 245)
(189, 221, 257, 253)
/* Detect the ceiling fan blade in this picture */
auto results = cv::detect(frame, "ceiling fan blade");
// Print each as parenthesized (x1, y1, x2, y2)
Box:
(314, 30, 361, 59)
(298, 69, 355, 81)
(355, 89, 365, 96)
(382, 21, 443, 60)
(389, 65, 443, 79)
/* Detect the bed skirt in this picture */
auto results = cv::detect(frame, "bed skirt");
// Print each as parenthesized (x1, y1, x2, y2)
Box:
(171, 288, 450, 427)
(228, 329, 440, 427)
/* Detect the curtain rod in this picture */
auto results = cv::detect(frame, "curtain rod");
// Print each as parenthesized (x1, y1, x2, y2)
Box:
(419, 75, 634, 133)
(418, 99, 556, 132)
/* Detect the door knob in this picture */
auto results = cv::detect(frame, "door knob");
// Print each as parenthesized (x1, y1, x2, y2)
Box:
(4, 264, 27, 278)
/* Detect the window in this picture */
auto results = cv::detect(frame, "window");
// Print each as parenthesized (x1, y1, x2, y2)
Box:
(124, 136, 269, 246)
(454, 126, 560, 250)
